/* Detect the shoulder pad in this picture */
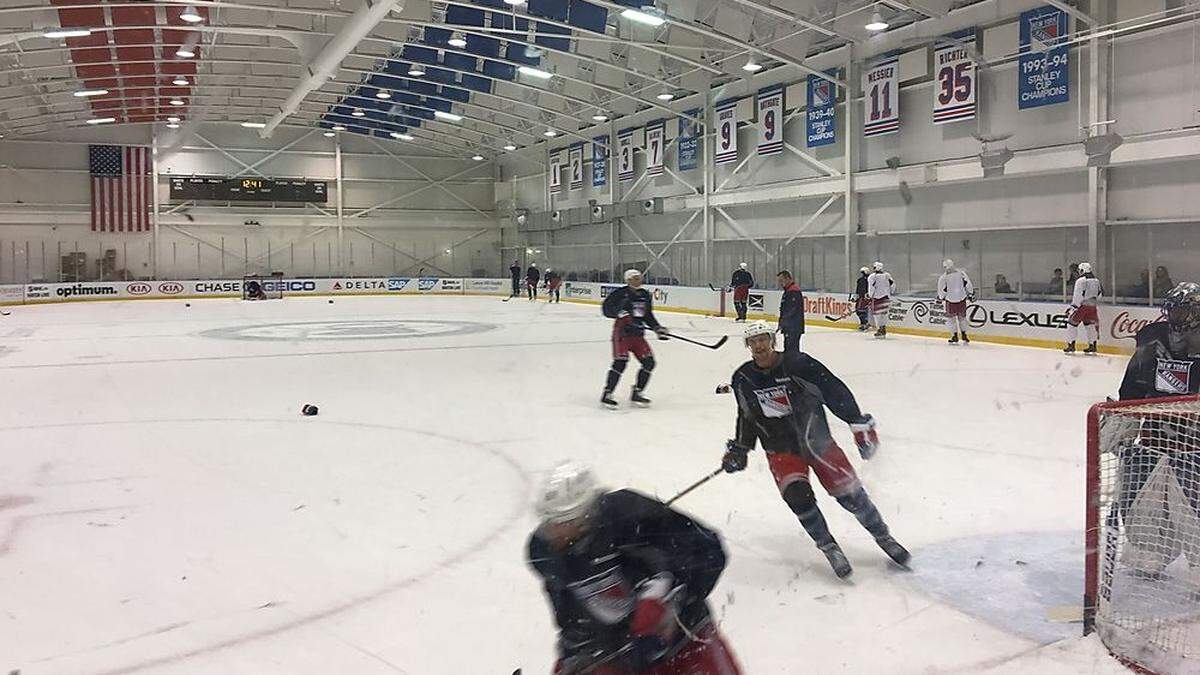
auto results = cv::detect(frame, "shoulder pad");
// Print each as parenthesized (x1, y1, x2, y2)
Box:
(1134, 321, 1170, 346)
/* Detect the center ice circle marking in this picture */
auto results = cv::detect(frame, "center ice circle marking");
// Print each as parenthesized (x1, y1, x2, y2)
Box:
(201, 319, 494, 341)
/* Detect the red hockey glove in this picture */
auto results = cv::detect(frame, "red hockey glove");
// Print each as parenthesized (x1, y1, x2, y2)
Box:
(850, 415, 879, 460)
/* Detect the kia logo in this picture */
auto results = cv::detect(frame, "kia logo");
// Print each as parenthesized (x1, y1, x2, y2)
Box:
(1111, 311, 1160, 339)
(158, 282, 184, 295)
(127, 282, 152, 295)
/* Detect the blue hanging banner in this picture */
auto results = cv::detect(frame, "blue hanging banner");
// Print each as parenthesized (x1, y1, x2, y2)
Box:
(592, 135, 608, 187)
(805, 72, 836, 148)
(677, 110, 700, 171)
(1018, 6, 1070, 110)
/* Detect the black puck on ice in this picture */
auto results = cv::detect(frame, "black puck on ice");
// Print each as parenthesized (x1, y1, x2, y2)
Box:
(301, 404, 319, 416)
(185, 303, 191, 307)
(328, 299, 334, 304)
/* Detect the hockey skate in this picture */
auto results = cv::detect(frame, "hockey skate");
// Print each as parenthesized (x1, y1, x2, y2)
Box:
(1083, 342, 1098, 354)
(1063, 341, 1076, 354)
(874, 326, 887, 338)
(820, 543, 853, 579)
(960, 332, 970, 344)
(875, 535, 911, 567)
(601, 390, 618, 409)
(948, 333, 959, 344)
(630, 387, 651, 406)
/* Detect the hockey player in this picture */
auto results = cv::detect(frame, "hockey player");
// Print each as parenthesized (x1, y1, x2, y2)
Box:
(1113, 282, 1200, 590)
(244, 278, 267, 301)
(1065, 261, 1103, 354)
(850, 267, 870, 331)
(730, 263, 754, 322)
(776, 270, 805, 353)
(866, 261, 896, 338)
(545, 268, 563, 303)
(527, 262, 542, 301)
(937, 259, 975, 344)
(527, 462, 742, 675)
(511, 260, 523, 298)
(722, 321, 909, 578)
(601, 269, 668, 408)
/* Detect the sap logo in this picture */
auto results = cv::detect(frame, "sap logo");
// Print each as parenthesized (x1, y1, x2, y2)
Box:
(387, 278, 410, 292)
(418, 277, 438, 291)
(158, 282, 184, 295)
(263, 280, 316, 292)
(196, 281, 240, 293)
(127, 282, 152, 295)
(1111, 311, 1161, 340)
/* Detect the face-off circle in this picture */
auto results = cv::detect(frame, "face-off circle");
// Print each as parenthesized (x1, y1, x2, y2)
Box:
(201, 319, 494, 341)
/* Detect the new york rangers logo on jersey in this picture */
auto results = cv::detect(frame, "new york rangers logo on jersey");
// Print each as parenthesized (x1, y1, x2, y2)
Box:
(755, 385, 793, 418)
(570, 565, 634, 625)
(1155, 358, 1193, 395)
(632, 301, 647, 318)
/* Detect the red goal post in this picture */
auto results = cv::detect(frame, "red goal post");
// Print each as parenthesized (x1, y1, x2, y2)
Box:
(1084, 394, 1200, 674)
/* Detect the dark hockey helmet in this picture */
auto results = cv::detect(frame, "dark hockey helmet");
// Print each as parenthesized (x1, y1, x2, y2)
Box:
(1161, 282, 1200, 332)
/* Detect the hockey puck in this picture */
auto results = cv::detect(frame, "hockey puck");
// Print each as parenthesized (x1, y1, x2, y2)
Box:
(301, 404, 319, 416)
(185, 303, 191, 307)
(328, 299, 334, 304)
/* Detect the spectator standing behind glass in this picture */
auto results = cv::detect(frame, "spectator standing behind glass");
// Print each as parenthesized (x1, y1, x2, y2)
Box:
(1050, 268, 1064, 294)
(995, 274, 1013, 294)
(1067, 263, 1080, 286)
(1132, 269, 1150, 300)
(1155, 266, 1174, 298)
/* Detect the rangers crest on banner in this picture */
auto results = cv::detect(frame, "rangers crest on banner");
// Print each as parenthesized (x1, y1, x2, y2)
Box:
(806, 73, 836, 147)
(714, 100, 739, 165)
(617, 130, 635, 181)
(754, 385, 793, 418)
(1155, 358, 1194, 395)
(863, 57, 899, 137)
(756, 86, 785, 156)
(645, 121, 665, 177)
(568, 144, 584, 191)
(592, 135, 608, 187)
(933, 32, 977, 124)
(548, 152, 563, 194)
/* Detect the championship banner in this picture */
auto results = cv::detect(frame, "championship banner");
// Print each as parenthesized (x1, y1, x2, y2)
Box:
(548, 152, 563, 194)
(677, 110, 700, 171)
(617, 129, 635, 181)
(756, 85, 785, 156)
(1019, 6, 1070, 110)
(863, 56, 900, 137)
(645, 121, 665, 177)
(592, 135, 608, 187)
(568, 143, 584, 191)
(933, 32, 977, 124)
(805, 72, 836, 148)
(714, 100, 738, 165)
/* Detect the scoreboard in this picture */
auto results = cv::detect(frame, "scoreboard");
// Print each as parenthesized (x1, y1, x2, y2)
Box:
(169, 176, 328, 203)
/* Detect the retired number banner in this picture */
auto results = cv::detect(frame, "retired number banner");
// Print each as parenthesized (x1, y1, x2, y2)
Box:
(617, 130, 635, 181)
(714, 100, 738, 165)
(756, 85, 785, 156)
(568, 144, 584, 191)
(933, 33, 977, 124)
(863, 56, 900, 137)
(645, 121, 665, 177)
(548, 151, 562, 194)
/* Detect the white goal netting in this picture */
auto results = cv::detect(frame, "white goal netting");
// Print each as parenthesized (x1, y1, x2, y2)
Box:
(1087, 395, 1200, 674)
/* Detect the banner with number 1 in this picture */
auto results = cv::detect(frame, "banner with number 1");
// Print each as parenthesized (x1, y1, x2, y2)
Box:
(863, 57, 899, 137)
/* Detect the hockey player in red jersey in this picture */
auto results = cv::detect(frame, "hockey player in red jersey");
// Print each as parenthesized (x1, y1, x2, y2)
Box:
(937, 259, 974, 344)
(721, 321, 909, 578)
(601, 269, 668, 408)
(1065, 261, 1103, 354)
(527, 462, 743, 675)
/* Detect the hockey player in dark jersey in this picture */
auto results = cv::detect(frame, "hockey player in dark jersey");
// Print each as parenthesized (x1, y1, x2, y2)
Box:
(721, 321, 909, 578)
(511, 260, 523, 298)
(729, 263, 753, 322)
(1112, 282, 1200, 585)
(527, 462, 742, 675)
(601, 269, 668, 408)
(527, 263, 542, 301)
(851, 267, 870, 331)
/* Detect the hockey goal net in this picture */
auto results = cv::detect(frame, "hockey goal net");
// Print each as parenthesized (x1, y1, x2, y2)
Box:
(242, 272, 284, 300)
(1085, 394, 1200, 674)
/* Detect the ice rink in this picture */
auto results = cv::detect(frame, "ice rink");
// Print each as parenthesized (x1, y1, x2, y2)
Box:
(0, 295, 1135, 674)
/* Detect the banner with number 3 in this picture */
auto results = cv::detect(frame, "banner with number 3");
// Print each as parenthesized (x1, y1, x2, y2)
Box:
(617, 130, 635, 181)
(932, 33, 977, 124)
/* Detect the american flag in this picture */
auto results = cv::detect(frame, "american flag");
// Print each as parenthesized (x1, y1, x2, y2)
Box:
(89, 145, 151, 232)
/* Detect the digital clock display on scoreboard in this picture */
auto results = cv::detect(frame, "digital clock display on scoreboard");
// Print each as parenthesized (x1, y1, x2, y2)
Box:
(169, 176, 328, 203)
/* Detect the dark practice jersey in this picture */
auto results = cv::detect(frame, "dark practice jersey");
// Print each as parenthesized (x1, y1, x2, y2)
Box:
(854, 275, 869, 299)
(527, 490, 726, 662)
(1119, 322, 1200, 400)
(603, 286, 662, 337)
(732, 351, 865, 455)
(730, 269, 753, 288)
(779, 283, 806, 334)
(527, 266, 541, 283)
(510, 264, 521, 280)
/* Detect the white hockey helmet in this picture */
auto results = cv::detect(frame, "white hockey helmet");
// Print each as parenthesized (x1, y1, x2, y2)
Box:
(1078, 262, 1092, 274)
(873, 261, 884, 272)
(860, 266, 870, 274)
(743, 320, 775, 345)
(623, 268, 642, 282)
(546, 267, 552, 272)
(739, 262, 748, 269)
(531, 261, 537, 267)
(535, 462, 602, 524)
(943, 258, 954, 270)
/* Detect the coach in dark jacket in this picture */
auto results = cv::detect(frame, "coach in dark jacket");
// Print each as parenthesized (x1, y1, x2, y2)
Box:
(777, 270, 805, 353)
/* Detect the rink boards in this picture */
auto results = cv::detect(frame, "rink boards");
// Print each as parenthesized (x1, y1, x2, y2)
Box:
(0, 277, 1161, 355)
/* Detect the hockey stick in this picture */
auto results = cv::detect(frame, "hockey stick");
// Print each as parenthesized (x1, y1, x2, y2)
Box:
(666, 468, 723, 506)
(824, 308, 855, 322)
(708, 283, 728, 293)
(666, 332, 728, 350)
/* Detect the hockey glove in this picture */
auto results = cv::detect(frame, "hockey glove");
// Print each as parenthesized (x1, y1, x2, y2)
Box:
(722, 440, 750, 473)
(626, 573, 678, 668)
(654, 326, 670, 340)
(850, 415, 880, 460)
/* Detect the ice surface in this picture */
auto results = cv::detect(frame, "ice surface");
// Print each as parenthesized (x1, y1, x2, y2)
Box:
(0, 296, 1133, 674)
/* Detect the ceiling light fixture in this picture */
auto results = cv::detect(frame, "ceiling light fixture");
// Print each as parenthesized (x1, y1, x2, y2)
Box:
(448, 32, 467, 48)
(517, 65, 553, 80)
(503, 0, 525, 5)
(167, 116, 181, 123)
(408, 65, 425, 77)
(351, 109, 365, 117)
(503, 143, 517, 151)
(620, 8, 666, 27)
(241, 121, 266, 129)
(395, 133, 414, 141)
(376, 91, 392, 99)
(172, 76, 189, 86)
(742, 59, 763, 72)
(865, 11, 888, 32)
(471, 154, 484, 161)
(434, 111, 463, 122)
(43, 28, 92, 39)
(656, 92, 675, 101)
(176, 47, 195, 58)
(592, 113, 608, 122)
(179, 6, 203, 23)
(332, 125, 346, 131)
(86, 117, 116, 125)
(543, 130, 558, 137)
(166, 123, 180, 129)
(74, 89, 108, 97)
(169, 98, 185, 106)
